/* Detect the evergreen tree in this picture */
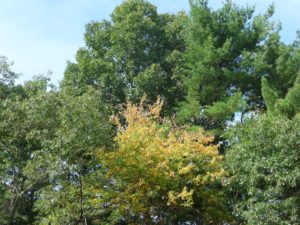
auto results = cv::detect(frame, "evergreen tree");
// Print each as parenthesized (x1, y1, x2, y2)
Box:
(177, 0, 278, 129)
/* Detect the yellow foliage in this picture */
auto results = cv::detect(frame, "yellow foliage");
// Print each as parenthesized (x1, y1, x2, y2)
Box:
(168, 187, 194, 207)
(97, 97, 227, 223)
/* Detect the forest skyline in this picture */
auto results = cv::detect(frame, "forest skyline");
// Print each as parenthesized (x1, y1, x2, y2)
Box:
(1, 0, 300, 84)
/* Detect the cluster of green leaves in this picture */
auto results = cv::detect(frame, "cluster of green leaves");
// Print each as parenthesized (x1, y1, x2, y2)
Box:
(0, 58, 114, 224)
(1, 0, 300, 224)
(224, 54, 300, 224)
(0, 73, 59, 224)
(27, 88, 114, 225)
(178, 1, 300, 129)
(62, 0, 186, 115)
(225, 114, 300, 224)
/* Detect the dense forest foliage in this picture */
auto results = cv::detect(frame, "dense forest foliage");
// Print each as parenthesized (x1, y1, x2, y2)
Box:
(1, 0, 300, 224)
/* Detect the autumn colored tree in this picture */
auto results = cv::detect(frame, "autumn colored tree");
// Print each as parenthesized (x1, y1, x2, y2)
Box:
(95, 98, 229, 224)
(2, 0, 300, 224)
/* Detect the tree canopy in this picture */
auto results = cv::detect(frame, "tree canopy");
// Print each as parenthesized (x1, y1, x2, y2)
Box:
(1, 0, 300, 224)
(97, 98, 229, 224)
(62, 0, 186, 115)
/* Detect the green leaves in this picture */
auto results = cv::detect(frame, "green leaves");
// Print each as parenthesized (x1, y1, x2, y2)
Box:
(204, 92, 246, 125)
(0, 78, 59, 224)
(30, 88, 114, 224)
(1, 0, 300, 224)
(0, 56, 23, 100)
(62, 0, 186, 115)
(225, 115, 300, 224)
(0, 55, 19, 86)
(179, 0, 279, 129)
(262, 74, 300, 118)
(261, 77, 279, 116)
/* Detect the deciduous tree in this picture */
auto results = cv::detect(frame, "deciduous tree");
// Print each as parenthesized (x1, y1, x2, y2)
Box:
(96, 98, 229, 224)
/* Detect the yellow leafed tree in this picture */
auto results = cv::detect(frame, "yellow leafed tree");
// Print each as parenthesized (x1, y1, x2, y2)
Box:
(96, 97, 229, 224)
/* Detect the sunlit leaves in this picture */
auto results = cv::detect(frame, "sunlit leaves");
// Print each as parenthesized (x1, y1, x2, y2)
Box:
(97, 98, 228, 224)
(225, 115, 300, 224)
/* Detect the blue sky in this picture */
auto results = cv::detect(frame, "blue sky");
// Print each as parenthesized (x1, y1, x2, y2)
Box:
(0, 0, 299, 84)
